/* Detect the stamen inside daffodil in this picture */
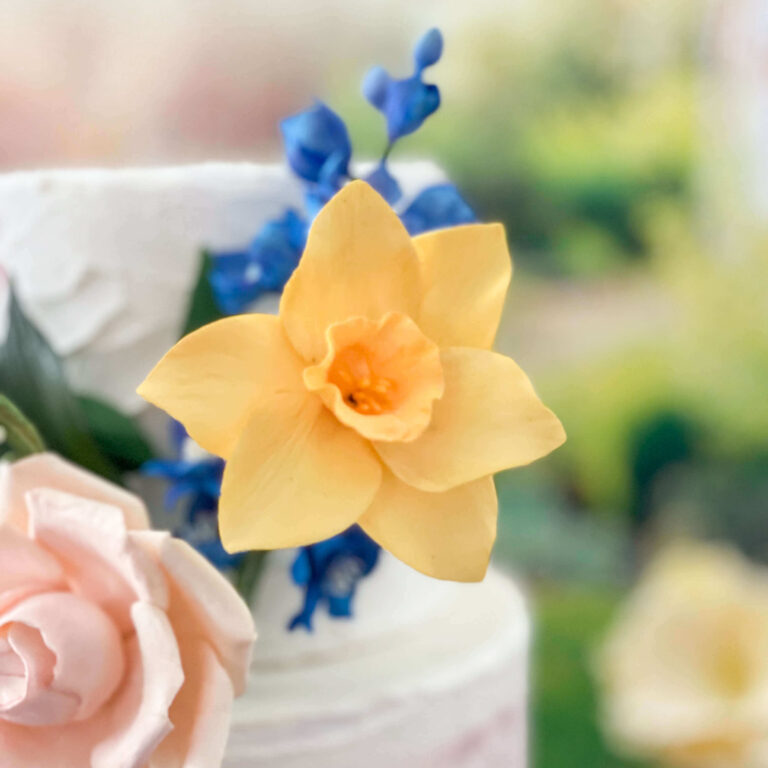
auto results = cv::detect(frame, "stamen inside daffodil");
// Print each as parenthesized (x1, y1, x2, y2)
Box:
(304, 312, 444, 443)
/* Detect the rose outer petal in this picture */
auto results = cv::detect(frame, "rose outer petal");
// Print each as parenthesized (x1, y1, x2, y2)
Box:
(0, 453, 149, 533)
(131, 531, 255, 696)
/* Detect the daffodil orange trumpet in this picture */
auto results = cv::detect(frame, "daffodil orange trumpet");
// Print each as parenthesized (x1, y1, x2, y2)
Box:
(138, 181, 565, 582)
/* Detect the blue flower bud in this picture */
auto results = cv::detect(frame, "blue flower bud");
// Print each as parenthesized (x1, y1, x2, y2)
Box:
(249, 209, 306, 291)
(209, 209, 307, 315)
(365, 163, 402, 205)
(383, 78, 440, 141)
(362, 30, 444, 142)
(280, 102, 352, 184)
(303, 188, 329, 222)
(413, 28, 443, 72)
(400, 184, 477, 235)
(140, 421, 240, 569)
(289, 526, 380, 631)
(362, 66, 390, 109)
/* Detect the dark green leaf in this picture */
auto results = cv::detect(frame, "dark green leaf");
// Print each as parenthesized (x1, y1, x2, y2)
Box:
(77, 395, 156, 472)
(181, 250, 224, 337)
(0, 289, 121, 482)
(0, 393, 46, 458)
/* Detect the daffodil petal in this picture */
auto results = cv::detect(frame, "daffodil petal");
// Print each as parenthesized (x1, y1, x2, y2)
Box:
(219, 393, 382, 551)
(359, 471, 497, 582)
(280, 181, 421, 363)
(137, 314, 304, 459)
(374, 347, 565, 492)
(414, 223, 512, 349)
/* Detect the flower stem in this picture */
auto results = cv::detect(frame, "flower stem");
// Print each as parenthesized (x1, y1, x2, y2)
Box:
(0, 394, 46, 459)
(235, 550, 267, 605)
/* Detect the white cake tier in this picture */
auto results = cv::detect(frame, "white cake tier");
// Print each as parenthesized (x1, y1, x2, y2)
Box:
(0, 161, 443, 414)
(227, 563, 528, 768)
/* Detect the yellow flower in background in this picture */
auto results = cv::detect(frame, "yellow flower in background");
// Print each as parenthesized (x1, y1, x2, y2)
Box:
(138, 181, 565, 582)
(597, 545, 768, 768)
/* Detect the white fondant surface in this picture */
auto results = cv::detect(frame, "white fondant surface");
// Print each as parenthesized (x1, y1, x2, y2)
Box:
(227, 566, 528, 767)
(252, 549, 476, 664)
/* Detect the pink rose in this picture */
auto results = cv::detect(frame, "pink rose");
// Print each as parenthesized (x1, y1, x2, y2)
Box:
(0, 453, 255, 768)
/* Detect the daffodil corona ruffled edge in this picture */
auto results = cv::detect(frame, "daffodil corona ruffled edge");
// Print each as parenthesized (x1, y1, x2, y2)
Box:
(138, 181, 565, 583)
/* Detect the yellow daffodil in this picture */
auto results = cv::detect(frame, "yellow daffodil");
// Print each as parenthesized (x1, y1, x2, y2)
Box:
(138, 181, 565, 582)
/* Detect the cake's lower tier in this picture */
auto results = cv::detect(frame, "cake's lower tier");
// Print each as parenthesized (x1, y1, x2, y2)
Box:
(224, 570, 528, 767)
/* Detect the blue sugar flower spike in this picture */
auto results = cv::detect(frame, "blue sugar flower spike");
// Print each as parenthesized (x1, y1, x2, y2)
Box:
(280, 102, 352, 185)
(209, 209, 307, 315)
(289, 526, 381, 631)
(400, 183, 477, 235)
(362, 66, 389, 109)
(413, 28, 444, 73)
(141, 422, 240, 569)
(363, 28, 444, 142)
(249, 209, 307, 289)
(384, 78, 440, 141)
(141, 423, 224, 522)
(303, 187, 331, 222)
(301, 149, 350, 222)
(365, 163, 402, 205)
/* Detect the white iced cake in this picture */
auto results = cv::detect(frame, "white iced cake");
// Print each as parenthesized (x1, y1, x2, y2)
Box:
(0, 163, 529, 766)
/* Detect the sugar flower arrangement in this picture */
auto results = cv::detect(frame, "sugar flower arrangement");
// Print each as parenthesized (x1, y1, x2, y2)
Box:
(0, 29, 565, 645)
(139, 30, 566, 592)
(206, 29, 475, 318)
(0, 26, 564, 768)
(142, 29, 495, 629)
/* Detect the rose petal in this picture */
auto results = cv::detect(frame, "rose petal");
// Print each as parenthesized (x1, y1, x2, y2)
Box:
(0, 605, 182, 768)
(219, 392, 382, 551)
(137, 314, 305, 459)
(149, 641, 234, 768)
(280, 181, 421, 363)
(374, 347, 566, 492)
(27, 489, 168, 633)
(415, 223, 512, 349)
(0, 622, 78, 726)
(0, 526, 64, 613)
(131, 531, 255, 695)
(0, 592, 125, 724)
(91, 602, 184, 768)
(359, 471, 497, 582)
(0, 453, 149, 532)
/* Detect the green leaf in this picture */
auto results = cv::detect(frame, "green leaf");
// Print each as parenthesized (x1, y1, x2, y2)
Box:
(0, 393, 46, 458)
(77, 395, 156, 472)
(0, 288, 121, 482)
(235, 550, 268, 603)
(181, 250, 224, 338)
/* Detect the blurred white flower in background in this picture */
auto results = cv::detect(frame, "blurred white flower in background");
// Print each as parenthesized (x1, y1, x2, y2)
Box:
(597, 544, 768, 768)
